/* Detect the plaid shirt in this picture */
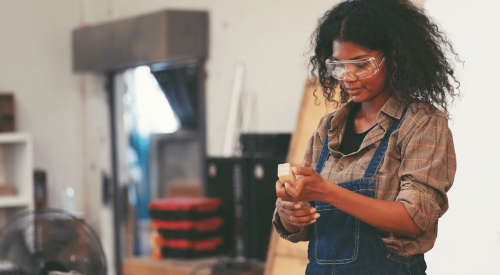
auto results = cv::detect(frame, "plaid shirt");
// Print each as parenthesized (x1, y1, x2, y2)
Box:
(273, 96, 456, 256)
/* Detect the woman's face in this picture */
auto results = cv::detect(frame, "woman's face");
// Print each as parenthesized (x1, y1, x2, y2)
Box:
(332, 40, 391, 104)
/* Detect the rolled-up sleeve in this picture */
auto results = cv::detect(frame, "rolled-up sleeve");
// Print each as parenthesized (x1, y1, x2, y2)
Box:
(396, 113, 456, 232)
(272, 209, 312, 242)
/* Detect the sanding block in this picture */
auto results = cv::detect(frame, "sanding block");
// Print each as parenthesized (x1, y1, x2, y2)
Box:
(278, 163, 297, 185)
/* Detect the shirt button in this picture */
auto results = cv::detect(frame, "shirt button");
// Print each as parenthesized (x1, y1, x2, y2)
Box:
(339, 165, 344, 170)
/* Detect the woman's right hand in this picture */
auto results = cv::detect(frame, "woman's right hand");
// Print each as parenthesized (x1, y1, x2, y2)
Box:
(276, 180, 319, 233)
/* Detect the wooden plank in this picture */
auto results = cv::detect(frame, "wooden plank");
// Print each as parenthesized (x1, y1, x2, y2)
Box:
(285, 79, 337, 167)
(269, 255, 310, 275)
(273, 237, 309, 258)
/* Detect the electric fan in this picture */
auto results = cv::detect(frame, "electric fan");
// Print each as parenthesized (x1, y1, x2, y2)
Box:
(0, 208, 106, 275)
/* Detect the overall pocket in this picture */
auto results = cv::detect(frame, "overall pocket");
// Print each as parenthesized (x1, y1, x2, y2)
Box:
(375, 232, 424, 266)
(314, 202, 360, 264)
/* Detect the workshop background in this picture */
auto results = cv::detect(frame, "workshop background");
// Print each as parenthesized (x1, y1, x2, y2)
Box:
(0, 0, 497, 274)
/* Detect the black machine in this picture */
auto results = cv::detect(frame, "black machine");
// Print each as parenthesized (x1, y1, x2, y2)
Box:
(206, 133, 291, 262)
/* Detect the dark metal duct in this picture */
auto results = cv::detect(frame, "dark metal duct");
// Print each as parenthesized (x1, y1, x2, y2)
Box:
(72, 10, 208, 72)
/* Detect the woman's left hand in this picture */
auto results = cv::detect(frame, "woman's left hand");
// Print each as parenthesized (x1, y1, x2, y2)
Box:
(281, 167, 331, 202)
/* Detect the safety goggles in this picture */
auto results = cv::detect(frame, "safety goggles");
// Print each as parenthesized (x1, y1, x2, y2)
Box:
(325, 55, 386, 80)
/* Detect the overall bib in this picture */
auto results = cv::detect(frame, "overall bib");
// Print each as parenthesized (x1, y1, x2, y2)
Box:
(306, 107, 427, 275)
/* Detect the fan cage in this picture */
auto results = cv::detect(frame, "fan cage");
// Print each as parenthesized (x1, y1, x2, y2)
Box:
(0, 208, 107, 275)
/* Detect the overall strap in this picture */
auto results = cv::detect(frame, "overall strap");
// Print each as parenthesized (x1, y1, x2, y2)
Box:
(315, 112, 335, 174)
(363, 106, 408, 178)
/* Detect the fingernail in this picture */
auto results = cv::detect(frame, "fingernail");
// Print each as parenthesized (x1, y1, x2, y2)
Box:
(292, 167, 297, 174)
(294, 204, 301, 209)
(310, 219, 317, 223)
(314, 214, 320, 219)
(309, 209, 316, 214)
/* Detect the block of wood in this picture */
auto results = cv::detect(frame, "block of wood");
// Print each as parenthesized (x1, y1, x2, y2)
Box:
(277, 163, 296, 185)
(0, 185, 14, 196)
(0, 94, 15, 132)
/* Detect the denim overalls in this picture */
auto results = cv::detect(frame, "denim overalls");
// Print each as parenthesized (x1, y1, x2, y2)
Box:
(306, 107, 427, 275)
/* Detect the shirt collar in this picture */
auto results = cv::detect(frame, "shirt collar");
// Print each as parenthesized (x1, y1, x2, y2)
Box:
(378, 95, 406, 121)
(328, 94, 405, 126)
(326, 94, 406, 156)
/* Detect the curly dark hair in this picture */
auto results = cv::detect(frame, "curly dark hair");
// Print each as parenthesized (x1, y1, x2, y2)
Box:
(309, 0, 461, 117)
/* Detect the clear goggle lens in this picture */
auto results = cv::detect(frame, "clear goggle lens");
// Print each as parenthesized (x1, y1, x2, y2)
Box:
(325, 56, 386, 80)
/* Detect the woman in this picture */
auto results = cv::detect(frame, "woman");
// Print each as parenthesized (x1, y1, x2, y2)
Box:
(273, 0, 460, 274)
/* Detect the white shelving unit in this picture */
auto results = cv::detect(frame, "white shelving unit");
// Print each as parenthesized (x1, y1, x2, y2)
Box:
(0, 132, 33, 224)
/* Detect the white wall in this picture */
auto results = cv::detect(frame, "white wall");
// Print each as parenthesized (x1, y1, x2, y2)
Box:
(0, 0, 115, 222)
(423, 1, 500, 274)
(0, 1, 87, 213)
(0, 1, 115, 272)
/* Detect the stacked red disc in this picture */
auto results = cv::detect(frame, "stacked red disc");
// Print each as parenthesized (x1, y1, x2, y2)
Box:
(149, 197, 224, 259)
